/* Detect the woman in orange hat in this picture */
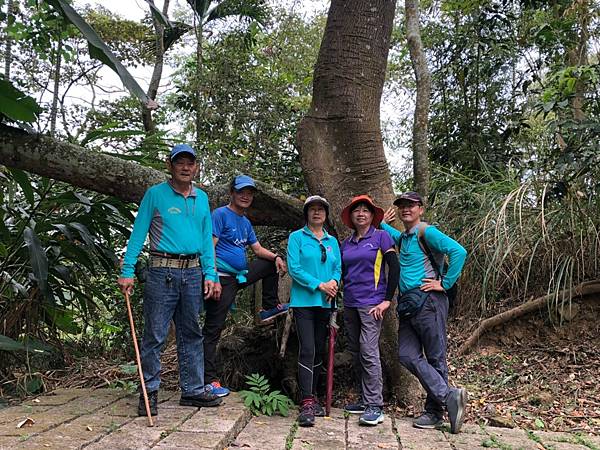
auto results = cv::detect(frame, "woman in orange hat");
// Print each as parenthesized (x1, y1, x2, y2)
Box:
(340, 195, 399, 426)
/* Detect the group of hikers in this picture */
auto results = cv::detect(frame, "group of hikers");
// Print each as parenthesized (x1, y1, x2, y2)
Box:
(117, 143, 469, 436)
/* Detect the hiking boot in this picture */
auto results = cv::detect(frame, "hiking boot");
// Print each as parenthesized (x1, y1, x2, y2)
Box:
(313, 401, 325, 417)
(446, 387, 467, 434)
(344, 401, 366, 414)
(413, 412, 443, 429)
(259, 303, 289, 323)
(359, 405, 384, 426)
(180, 390, 223, 408)
(138, 390, 158, 416)
(298, 398, 316, 427)
(205, 381, 230, 398)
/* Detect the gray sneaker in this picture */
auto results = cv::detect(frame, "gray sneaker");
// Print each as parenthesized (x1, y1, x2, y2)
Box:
(413, 412, 443, 429)
(446, 388, 467, 434)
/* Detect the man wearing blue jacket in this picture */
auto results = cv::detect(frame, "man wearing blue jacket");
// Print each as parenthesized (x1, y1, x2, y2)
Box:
(381, 191, 468, 434)
(117, 144, 222, 416)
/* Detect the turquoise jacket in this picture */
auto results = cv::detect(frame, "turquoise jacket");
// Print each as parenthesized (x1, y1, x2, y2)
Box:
(381, 222, 467, 294)
(287, 226, 341, 308)
(120, 182, 218, 282)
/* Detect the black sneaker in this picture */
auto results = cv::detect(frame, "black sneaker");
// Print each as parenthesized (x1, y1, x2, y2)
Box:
(313, 401, 325, 417)
(298, 398, 316, 427)
(138, 390, 158, 416)
(180, 390, 223, 408)
(344, 401, 366, 414)
(446, 387, 467, 434)
(413, 412, 443, 429)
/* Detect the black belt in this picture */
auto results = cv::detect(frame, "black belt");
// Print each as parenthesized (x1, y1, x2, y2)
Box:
(150, 252, 198, 260)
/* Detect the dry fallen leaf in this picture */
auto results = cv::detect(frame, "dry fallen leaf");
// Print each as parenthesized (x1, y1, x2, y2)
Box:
(33, 399, 41, 403)
(16, 417, 35, 428)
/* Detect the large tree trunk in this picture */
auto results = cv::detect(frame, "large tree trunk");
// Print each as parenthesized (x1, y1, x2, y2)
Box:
(297, 0, 419, 404)
(0, 124, 303, 228)
(405, 0, 430, 200)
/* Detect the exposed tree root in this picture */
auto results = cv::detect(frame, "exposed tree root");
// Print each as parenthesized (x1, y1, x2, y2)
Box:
(457, 280, 600, 355)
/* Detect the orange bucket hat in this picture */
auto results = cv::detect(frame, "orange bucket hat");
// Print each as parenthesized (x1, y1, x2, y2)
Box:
(341, 195, 385, 229)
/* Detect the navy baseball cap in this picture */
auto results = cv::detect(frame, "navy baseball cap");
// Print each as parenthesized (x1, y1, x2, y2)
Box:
(232, 174, 257, 191)
(393, 191, 424, 206)
(170, 144, 196, 161)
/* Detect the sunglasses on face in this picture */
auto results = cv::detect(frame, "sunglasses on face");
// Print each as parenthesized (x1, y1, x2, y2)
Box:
(319, 243, 327, 263)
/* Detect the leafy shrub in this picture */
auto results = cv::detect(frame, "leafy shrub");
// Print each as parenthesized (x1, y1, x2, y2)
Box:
(239, 373, 294, 417)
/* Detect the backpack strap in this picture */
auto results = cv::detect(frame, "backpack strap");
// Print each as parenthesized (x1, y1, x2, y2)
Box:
(417, 222, 442, 281)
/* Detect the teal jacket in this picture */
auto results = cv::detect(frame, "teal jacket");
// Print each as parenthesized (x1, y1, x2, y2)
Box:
(381, 222, 467, 294)
(120, 182, 218, 282)
(287, 226, 341, 308)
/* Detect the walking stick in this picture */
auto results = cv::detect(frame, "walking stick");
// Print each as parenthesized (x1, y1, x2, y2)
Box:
(124, 290, 154, 427)
(325, 297, 339, 417)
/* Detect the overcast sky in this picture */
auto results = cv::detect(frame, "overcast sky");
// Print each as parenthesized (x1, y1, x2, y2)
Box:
(72, 0, 410, 172)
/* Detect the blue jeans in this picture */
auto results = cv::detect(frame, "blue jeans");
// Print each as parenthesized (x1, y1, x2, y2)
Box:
(140, 266, 205, 396)
(397, 291, 450, 418)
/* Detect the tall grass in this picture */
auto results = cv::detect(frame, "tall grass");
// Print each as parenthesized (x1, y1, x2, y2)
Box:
(429, 166, 600, 318)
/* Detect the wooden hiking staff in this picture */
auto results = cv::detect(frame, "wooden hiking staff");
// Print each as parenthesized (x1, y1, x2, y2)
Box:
(124, 290, 154, 427)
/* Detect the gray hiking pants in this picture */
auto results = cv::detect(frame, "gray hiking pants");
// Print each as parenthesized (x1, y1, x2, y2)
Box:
(344, 306, 384, 407)
(397, 291, 450, 418)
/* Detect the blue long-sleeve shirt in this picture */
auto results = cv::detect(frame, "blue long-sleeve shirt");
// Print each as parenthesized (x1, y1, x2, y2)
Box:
(287, 226, 341, 308)
(381, 222, 467, 294)
(120, 182, 218, 282)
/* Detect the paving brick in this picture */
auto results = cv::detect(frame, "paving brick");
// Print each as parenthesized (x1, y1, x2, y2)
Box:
(85, 405, 194, 450)
(395, 418, 450, 450)
(0, 405, 53, 425)
(232, 414, 295, 449)
(22, 389, 92, 407)
(0, 412, 75, 437)
(14, 412, 130, 450)
(293, 408, 346, 450)
(346, 411, 398, 450)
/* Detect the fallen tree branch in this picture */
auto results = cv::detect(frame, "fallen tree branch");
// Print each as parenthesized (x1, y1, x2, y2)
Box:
(457, 280, 600, 356)
(0, 124, 303, 227)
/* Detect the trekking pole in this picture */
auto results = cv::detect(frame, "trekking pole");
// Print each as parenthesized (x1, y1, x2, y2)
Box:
(325, 296, 339, 417)
(124, 290, 154, 427)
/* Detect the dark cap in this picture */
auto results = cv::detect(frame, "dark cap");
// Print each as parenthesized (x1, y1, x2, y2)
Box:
(393, 191, 423, 206)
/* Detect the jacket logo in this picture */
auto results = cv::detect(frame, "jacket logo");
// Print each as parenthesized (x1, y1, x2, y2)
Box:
(168, 207, 182, 214)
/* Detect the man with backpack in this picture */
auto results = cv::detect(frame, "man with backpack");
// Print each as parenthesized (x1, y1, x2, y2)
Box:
(381, 191, 468, 434)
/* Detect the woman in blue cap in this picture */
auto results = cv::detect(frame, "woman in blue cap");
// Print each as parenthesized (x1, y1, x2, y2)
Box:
(287, 195, 341, 427)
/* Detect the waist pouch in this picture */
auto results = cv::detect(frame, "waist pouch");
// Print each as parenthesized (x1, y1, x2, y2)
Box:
(396, 288, 429, 320)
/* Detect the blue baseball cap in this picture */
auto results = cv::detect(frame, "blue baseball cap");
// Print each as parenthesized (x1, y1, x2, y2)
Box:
(170, 144, 196, 161)
(232, 174, 257, 191)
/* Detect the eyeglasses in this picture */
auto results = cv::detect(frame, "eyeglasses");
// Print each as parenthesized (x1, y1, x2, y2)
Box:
(319, 243, 327, 263)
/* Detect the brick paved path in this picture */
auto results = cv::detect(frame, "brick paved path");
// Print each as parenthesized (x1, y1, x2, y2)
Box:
(0, 388, 598, 449)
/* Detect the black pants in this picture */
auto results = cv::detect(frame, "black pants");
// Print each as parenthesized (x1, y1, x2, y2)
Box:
(203, 257, 279, 383)
(294, 307, 331, 400)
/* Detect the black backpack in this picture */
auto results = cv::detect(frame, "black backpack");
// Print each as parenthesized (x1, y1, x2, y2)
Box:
(400, 222, 459, 310)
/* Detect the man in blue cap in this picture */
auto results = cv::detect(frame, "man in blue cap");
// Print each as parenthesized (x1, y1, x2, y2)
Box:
(117, 143, 221, 416)
(203, 174, 288, 397)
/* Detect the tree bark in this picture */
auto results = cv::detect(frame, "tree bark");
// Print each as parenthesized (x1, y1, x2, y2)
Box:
(297, 0, 419, 403)
(50, 38, 63, 137)
(3, 0, 16, 80)
(0, 124, 303, 227)
(141, 0, 170, 134)
(405, 0, 430, 200)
